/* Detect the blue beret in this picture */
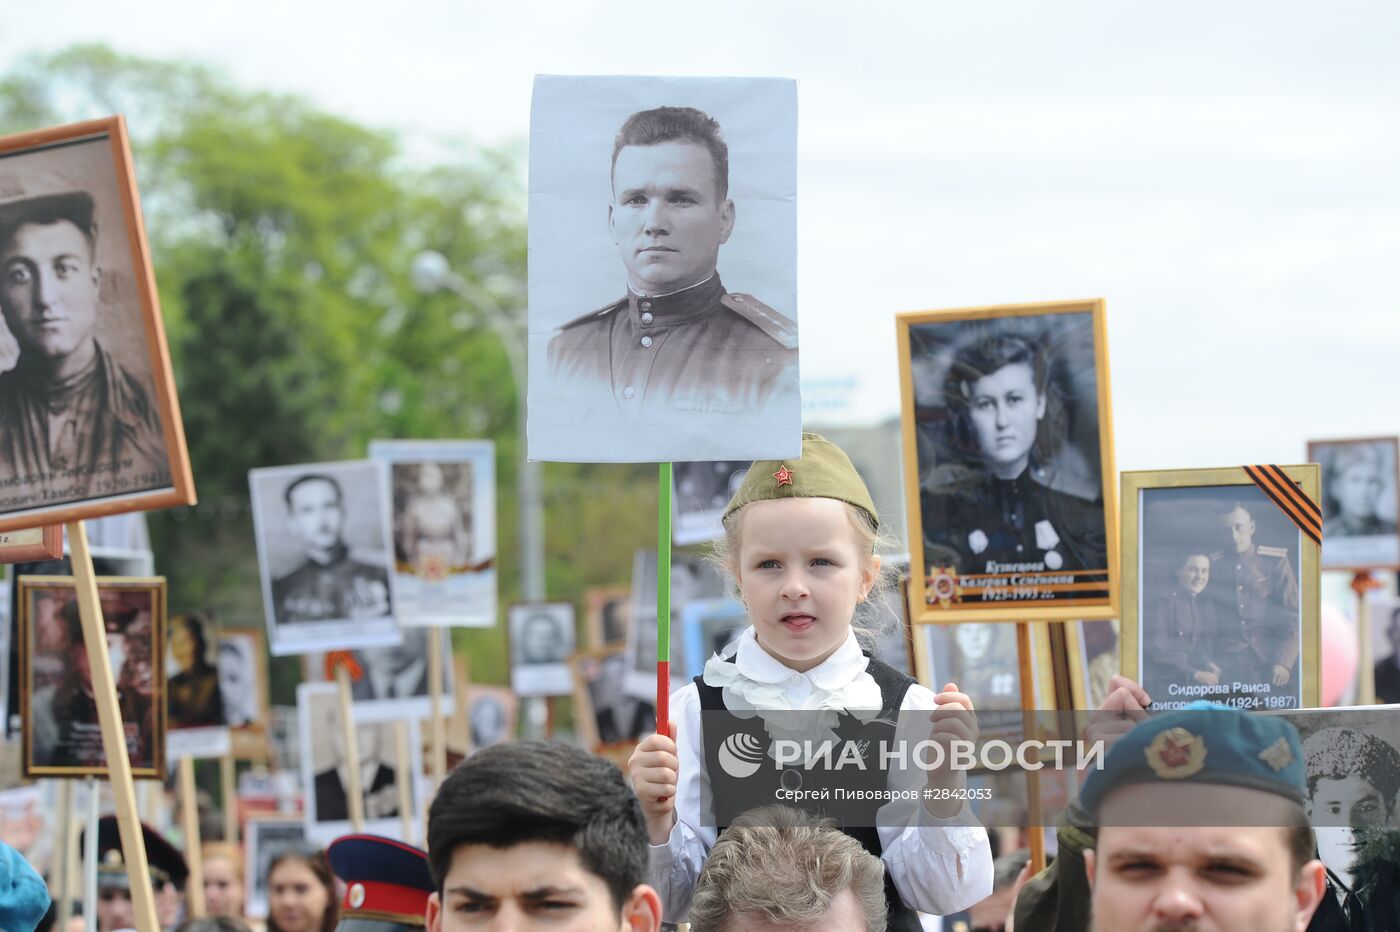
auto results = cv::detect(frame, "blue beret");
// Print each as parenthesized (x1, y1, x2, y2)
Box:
(1079, 705, 1306, 815)
(328, 834, 432, 928)
(0, 840, 51, 932)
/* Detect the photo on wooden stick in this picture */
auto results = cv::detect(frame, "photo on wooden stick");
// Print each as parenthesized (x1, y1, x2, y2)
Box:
(19, 574, 166, 779)
(527, 75, 801, 463)
(166, 610, 230, 760)
(249, 459, 398, 657)
(0, 527, 61, 564)
(912, 620, 1053, 716)
(897, 299, 1117, 623)
(571, 646, 655, 750)
(243, 814, 307, 920)
(296, 682, 422, 844)
(584, 585, 631, 649)
(461, 684, 517, 756)
(218, 627, 270, 762)
(369, 439, 498, 627)
(508, 601, 576, 697)
(624, 549, 724, 699)
(304, 628, 456, 721)
(1307, 436, 1400, 571)
(0, 117, 194, 532)
(1121, 465, 1321, 711)
(1065, 619, 1120, 710)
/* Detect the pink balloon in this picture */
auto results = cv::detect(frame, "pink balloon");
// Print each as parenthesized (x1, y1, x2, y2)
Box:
(1320, 601, 1358, 707)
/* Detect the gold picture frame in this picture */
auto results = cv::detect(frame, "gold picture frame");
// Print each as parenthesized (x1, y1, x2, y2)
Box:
(897, 298, 1118, 624)
(0, 526, 62, 564)
(18, 574, 167, 779)
(1121, 465, 1320, 710)
(0, 117, 195, 531)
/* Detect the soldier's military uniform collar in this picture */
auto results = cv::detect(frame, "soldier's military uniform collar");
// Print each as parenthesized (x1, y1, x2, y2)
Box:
(626, 274, 725, 328)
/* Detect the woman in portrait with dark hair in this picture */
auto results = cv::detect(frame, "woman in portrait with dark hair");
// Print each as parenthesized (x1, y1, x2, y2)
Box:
(921, 331, 1106, 578)
(1144, 549, 1220, 700)
(265, 849, 337, 932)
(168, 612, 224, 727)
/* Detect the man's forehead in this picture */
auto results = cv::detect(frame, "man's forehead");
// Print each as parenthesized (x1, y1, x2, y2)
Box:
(1, 218, 92, 257)
(444, 841, 599, 894)
(289, 479, 339, 504)
(613, 140, 717, 185)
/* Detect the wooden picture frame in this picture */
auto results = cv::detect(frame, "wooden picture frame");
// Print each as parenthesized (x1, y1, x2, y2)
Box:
(0, 117, 194, 532)
(1121, 466, 1321, 710)
(897, 298, 1118, 624)
(584, 585, 631, 649)
(570, 645, 654, 751)
(912, 620, 1057, 713)
(1064, 619, 1121, 710)
(1306, 436, 1400, 571)
(219, 627, 271, 763)
(0, 527, 61, 564)
(18, 574, 167, 779)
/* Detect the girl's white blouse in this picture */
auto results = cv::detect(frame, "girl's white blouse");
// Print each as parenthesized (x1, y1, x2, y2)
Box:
(649, 627, 995, 926)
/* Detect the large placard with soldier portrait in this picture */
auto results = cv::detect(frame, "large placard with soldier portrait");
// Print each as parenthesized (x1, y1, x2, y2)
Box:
(1307, 437, 1400, 571)
(18, 574, 166, 779)
(369, 439, 497, 627)
(0, 118, 194, 531)
(1122, 466, 1321, 712)
(249, 460, 398, 656)
(898, 299, 1117, 623)
(527, 75, 800, 463)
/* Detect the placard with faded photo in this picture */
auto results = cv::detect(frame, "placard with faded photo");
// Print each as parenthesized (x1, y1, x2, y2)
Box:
(250, 460, 398, 656)
(1308, 437, 1400, 571)
(462, 684, 517, 754)
(244, 815, 307, 920)
(527, 75, 800, 463)
(369, 439, 497, 627)
(166, 610, 230, 760)
(0, 118, 194, 531)
(672, 460, 749, 545)
(305, 628, 456, 721)
(508, 601, 576, 697)
(584, 585, 630, 649)
(218, 627, 270, 762)
(898, 299, 1117, 623)
(572, 647, 654, 750)
(1123, 466, 1321, 712)
(297, 682, 421, 844)
(19, 574, 166, 779)
(680, 597, 746, 679)
(624, 548, 724, 699)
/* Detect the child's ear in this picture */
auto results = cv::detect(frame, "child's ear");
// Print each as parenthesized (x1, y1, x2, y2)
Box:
(861, 554, 882, 600)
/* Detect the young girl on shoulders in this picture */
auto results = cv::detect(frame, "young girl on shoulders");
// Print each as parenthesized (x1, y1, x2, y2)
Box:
(629, 433, 994, 930)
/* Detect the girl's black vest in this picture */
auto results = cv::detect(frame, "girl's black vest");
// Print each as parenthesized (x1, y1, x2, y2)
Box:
(694, 655, 925, 932)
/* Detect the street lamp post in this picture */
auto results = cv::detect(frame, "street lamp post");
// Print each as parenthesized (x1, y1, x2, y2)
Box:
(411, 250, 545, 603)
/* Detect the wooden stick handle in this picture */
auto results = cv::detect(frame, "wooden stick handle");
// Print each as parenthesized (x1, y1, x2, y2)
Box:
(220, 756, 238, 843)
(1357, 576, 1377, 705)
(67, 520, 160, 932)
(179, 757, 206, 917)
(428, 629, 446, 792)
(1017, 622, 1047, 875)
(395, 721, 414, 843)
(335, 665, 366, 831)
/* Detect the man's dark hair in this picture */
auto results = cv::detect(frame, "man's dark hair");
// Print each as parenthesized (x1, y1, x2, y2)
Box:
(0, 191, 98, 257)
(175, 613, 210, 667)
(949, 333, 1048, 404)
(282, 473, 343, 510)
(1302, 727, 1400, 819)
(612, 106, 729, 200)
(59, 598, 85, 653)
(426, 740, 647, 910)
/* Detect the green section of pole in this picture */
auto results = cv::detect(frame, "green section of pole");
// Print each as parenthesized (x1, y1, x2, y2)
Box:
(657, 462, 673, 661)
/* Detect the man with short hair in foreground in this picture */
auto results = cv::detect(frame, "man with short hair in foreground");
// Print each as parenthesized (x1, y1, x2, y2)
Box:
(424, 740, 661, 932)
(687, 807, 887, 932)
(1080, 707, 1327, 932)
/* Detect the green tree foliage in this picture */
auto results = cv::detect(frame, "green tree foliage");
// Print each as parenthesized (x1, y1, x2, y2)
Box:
(0, 46, 663, 714)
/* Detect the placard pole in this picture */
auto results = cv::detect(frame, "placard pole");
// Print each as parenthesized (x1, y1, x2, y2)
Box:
(179, 756, 206, 917)
(69, 520, 159, 932)
(334, 665, 366, 831)
(220, 755, 237, 843)
(1355, 572, 1377, 705)
(1017, 622, 1047, 875)
(657, 463, 673, 729)
(395, 721, 414, 843)
(54, 780, 73, 931)
(428, 629, 447, 792)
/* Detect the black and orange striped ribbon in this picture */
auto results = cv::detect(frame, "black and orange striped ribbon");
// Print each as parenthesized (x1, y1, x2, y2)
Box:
(1242, 464, 1322, 546)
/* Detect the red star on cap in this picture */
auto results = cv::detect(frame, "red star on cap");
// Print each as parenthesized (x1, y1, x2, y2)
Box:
(1159, 736, 1193, 768)
(773, 465, 794, 487)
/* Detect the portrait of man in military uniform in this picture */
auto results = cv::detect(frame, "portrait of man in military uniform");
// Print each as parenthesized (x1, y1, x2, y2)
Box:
(900, 303, 1113, 618)
(0, 130, 182, 523)
(250, 460, 399, 656)
(1208, 500, 1301, 691)
(528, 76, 800, 462)
(1309, 436, 1400, 570)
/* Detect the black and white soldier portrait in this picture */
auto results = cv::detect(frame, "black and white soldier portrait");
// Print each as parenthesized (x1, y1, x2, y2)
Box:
(1369, 596, 1400, 705)
(308, 628, 456, 722)
(900, 302, 1114, 618)
(1137, 485, 1304, 711)
(1309, 437, 1400, 570)
(0, 124, 191, 526)
(508, 601, 576, 697)
(528, 76, 800, 463)
(244, 817, 307, 919)
(250, 460, 398, 656)
(216, 631, 261, 729)
(672, 459, 749, 545)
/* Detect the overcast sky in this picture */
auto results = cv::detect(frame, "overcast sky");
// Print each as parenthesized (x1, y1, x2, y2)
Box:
(4, 0, 1398, 474)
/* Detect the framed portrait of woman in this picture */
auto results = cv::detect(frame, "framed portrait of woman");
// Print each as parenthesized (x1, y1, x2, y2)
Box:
(1307, 437, 1400, 571)
(898, 299, 1117, 624)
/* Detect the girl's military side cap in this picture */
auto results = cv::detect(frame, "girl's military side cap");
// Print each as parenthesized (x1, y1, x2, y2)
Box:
(723, 432, 878, 529)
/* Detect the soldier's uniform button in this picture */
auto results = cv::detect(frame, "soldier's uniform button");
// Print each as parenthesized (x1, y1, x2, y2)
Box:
(764, 356, 772, 364)
(623, 385, 637, 399)
(640, 336, 653, 348)
(640, 300, 653, 311)
(641, 312, 654, 324)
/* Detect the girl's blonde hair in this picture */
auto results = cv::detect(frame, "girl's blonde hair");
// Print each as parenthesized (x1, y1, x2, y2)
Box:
(711, 499, 905, 650)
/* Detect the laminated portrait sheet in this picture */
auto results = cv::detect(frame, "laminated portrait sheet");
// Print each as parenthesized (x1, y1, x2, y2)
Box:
(304, 628, 457, 722)
(369, 440, 497, 627)
(508, 601, 576, 697)
(166, 610, 232, 760)
(1308, 437, 1400, 571)
(527, 75, 800, 463)
(249, 460, 399, 657)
